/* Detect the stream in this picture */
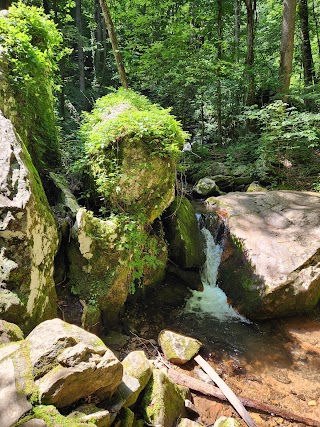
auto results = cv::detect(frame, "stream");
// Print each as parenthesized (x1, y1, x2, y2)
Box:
(123, 202, 320, 425)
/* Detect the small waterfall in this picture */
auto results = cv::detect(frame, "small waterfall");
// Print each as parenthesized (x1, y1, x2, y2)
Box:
(185, 226, 248, 322)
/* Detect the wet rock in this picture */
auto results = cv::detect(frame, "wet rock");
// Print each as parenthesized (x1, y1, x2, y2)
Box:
(158, 330, 202, 364)
(0, 341, 35, 427)
(0, 319, 24, 344)
(141, 369, 189, 427)
(178, 419, 203, 427)
(26, 318, 122, 408)
(214, 417, 241, 427)
(163, 197, 205, 269)
(193, 177, 222, 198)
(0, 112, 58, 333)
(208, 191, 320, 319)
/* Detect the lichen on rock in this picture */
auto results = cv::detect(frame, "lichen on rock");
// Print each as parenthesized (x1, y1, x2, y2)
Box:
(0, 112, 58, 333)
(158, 330, 202, 365)
(141, 369, 189, 427)
(163, 197, 205, 269)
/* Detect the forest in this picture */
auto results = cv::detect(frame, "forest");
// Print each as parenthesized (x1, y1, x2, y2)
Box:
(1, 1, 320, 427)
(1, 0, 320, 194)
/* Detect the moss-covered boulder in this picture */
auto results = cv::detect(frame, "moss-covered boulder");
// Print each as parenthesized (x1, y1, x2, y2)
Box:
(67, 208, 132, 331)
(0, 4, 61, 174)
(68, 208, 168, 331)
(163, 197, 205, 269)
(80, 88, 187, 223)
(193, 177, 222, 198)
(0, 112, 58, 333)
(0, 320, 24, 344)
(208, 191, 320, 319)
(141, 369, 189, 427)
(158, 330, 202, 364)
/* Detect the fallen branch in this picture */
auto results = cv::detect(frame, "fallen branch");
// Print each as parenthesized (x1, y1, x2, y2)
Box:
(168, 369, 320, 427)
(195, 355, 257, 427)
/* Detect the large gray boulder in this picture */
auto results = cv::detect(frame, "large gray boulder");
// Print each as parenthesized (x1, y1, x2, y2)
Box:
(0, 341, 36, 427)
(207, 191, 320, 319)
(0, 112, 58, 333)
(26, 318, 123, 408)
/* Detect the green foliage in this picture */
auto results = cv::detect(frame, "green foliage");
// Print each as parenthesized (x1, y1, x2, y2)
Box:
(113, 213, 162, 293)
(0, 2, 64, 171)
(80, 88, 187, 201)
(241, 101, 320, 179)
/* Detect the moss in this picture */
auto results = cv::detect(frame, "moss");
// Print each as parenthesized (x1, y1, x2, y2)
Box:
(80, 88, 187, 221)
(141, 369, 187, 427)
(15, 405, 95, 427)
(119, 407, 135, 427)
(218, 234, 264, 316)
(0, 320, 24, 341)
(12, 341, 40, 404)
(0, 4, 62, 173)
(163, 197, 205, 269)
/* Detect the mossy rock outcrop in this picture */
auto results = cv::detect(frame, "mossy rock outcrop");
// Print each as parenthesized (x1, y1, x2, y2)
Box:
(141, 369, 189, 427)
(163, 197, 205, 269)
(67, 209, 132, 331)
(68, 208, 169, 331)
(0, 112, 58, 333)
(81, 88, 187, 223)
(0, 5, 61, 174)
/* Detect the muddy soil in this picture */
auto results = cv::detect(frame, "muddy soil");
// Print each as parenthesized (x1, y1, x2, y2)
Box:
(118, 301, 320, 427)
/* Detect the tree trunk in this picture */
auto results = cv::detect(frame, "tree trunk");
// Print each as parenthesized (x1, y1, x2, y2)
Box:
(217, 0, 223, 143)
(312, 0, 320, 57)
(76, 0, 86, 95)
(279, 0, 297, 101)
(243, 0, 256, 105)
(99, 0, 128, 89)
(299, 0, 315, 85)
(234, 0, 241, 62)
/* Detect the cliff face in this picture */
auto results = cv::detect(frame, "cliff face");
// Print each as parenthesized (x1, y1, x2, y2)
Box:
(0, 112, 58, 333)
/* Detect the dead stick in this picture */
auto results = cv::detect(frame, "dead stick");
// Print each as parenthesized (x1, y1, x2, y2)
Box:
(168, 369, 320, 427)
(195, 355, 257, 427)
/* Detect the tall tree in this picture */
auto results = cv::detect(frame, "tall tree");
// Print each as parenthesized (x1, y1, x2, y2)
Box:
(217, 0, 223, 142)
(243, 0, 256, 105)
(234, 0, 241, 62)
(76, 0, 86, 95)
(99, 0, 128, 89)
(299, 0, 315, 85)
(279, 0, 297, 100)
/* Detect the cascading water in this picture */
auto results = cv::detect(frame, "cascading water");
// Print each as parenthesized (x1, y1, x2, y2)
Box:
(185, 225, 248, 323)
